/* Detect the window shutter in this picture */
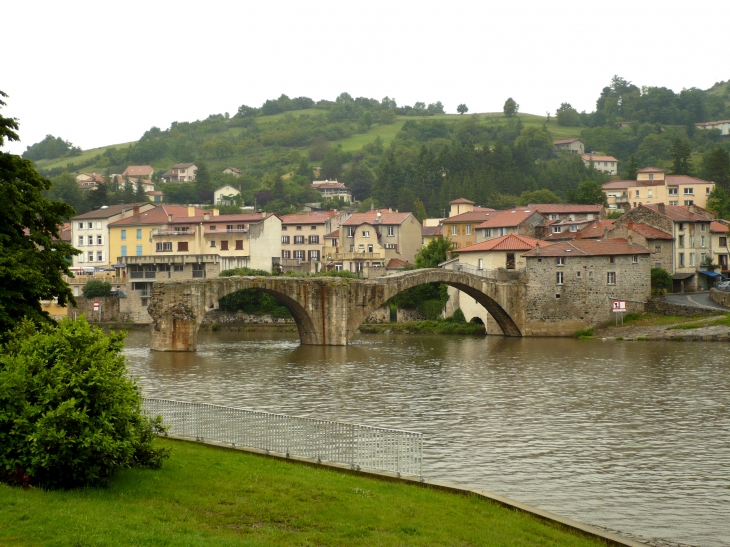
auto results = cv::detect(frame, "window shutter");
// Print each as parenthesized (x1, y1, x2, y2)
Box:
(78, 254, 84, 263)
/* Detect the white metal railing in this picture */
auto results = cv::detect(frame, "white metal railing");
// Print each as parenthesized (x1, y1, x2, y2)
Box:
(142, 398, 423, 477)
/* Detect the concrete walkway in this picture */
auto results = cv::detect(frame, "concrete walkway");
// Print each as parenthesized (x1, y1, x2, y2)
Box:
(664, 292, 729, 310)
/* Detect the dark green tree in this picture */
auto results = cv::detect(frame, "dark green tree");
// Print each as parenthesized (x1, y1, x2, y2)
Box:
(0, 94, 80, 332)
(0, 91, 19, 146)
(295, 156, 312, 179)
(567, 181, 607, 205)
(457, 104, 468, 115)
(46, 172, 89, 215)
(194, 161, 213, 202)
(517, 188, 561, 206)
(625, 154, 639, 180)
(119, 177, 136, 204)
(700, 147, 730, 188)
(706, 186, 730, 219)
(503, 97, 519, 118)
(412, 198, 427, 222)
(396, 187, 416, 214)
(134, 180, 148, 202)
(556, 103, 581, 126)
(650, 268, 673, 294)
(82, 280, 112, 298)
(669, 137, 693, 175)
(89, 180, 109, 210)
(320, 148, 343, 180)
(415, 237, 452, 268)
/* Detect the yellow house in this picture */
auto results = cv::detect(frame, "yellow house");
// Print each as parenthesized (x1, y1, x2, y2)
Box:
(602, 167, 715, 212)
(107, 205, 205, 264)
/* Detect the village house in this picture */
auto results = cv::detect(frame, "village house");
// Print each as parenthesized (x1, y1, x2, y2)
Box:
(280, 211, 344, 272)
(440, 198, 497, 249)
(602, 167, 715, 212)
(441, 234, 550, 333)
(530, 204, 605, 239)
(327, 209, 421, 274)
(553, 138, 584, 155)
(76, 172, 104, 190)
(711, 220, 730, 277)
(474, 208, 545, 243)
(421, 224, 442, 246)
(70, 203, 156, 271)
(122, 165, 154, 180)
(522, 238, 651, 333)
(612, 203, 714, 291)
(311, 180, 352, 203)
(146, 190, 164, 203)
(694, 120, 730, 136)
(160, 163, 198, 182)
(214, 184, 241, 206)
(221, 166, 242, 177)
(582, 154, 619, 175)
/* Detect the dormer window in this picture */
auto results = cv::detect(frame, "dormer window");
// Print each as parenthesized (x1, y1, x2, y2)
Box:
(649, 174, 654, 180)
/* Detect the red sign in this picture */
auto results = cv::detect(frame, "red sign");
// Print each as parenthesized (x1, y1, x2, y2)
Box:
(93, 301, 100, 311)
(612, 300, 626, 312)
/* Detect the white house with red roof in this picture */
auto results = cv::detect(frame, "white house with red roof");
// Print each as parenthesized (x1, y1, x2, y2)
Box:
(122, 165, 154, 179)
(582, 154, 618, 175)
(553, 138, 584, 155)
(312, 180, 352, 203)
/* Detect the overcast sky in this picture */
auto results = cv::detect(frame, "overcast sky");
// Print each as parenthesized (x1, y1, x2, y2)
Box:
(3, 0, 729, 155)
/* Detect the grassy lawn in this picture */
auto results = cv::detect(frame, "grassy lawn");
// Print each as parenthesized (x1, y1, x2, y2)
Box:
(0, 438, 605, 547)
(34, 141, 135, 172)
(609, 312, 716, 328)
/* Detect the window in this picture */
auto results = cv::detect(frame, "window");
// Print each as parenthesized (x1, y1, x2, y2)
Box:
(210, 240, 216, 247)
(78, 236, 84, 246)
(451, 225, 457, 235)
(293, 250, 305, 260)
(237, 225, 245, 231)
(178, 242, 188, 252)
(655, 245, 661, 254)
(174, 265, 183, 272)
(478, 258, 484, 270)
(311, 225, 317, 230)
(648, 190, 653, 198)
(121, 229, 127, 240)
(235, 240, 243, 250)
(632, 255, 638, 263)
(347, 227, 355, 237)
(684, 188, 694, 195)
(121, 245, 127, 256)
(384, 243, 396, 249)
(452, 242, 457, 249)
(669, 201, 678, 205)
(589, 270, 593, 279)
(556, 272, 564, 285)
(282, 226, 288, 231)
(294, 236, 305, 244)
(209, 226, 217, 231)
(97, 251, 103, 261)
(635, 190, 640, 198)
(282, 250, 291, 259)
(701, 253, 707, 265)
(97, 235, 103, 245)
(88, 252, 94, 262)
(669, 188, 678, 196)
(87, 222, 93, 229)
(570, 225, 578, 232)
(87, 236, 94, 245)
(136, 229, 142, 240)
(557, 257, 565, 265)
(648, 174, 654, 181)
(679, 235, 685, 247)
(350, 245, 354, 252)
(309, 235, 319, 244)
(684, 200, 694, 206)
(296, 226, 302, 231)
(679, 253, 685, 267)
(281, 236, 290, 244)
(690, 253, 695, 266)
(497, 227, 507, 236)
(701, 224, 706, 232)
(690, 235, 695, 247)
(607, 272, 616, 285)
(362, 231, 370, 238)
(77, 222, 84, 230)
(552, 226, 561, 234)
(331, 238, 338, 247)
(609, 256, 615, 263)
(135, 246, 142, 256)
(309, 250, 320, 261)
(706, 187, 711, 195)
(550, 214, 559, 220)
(220, 240, 229, 250)
(506, 253, 515, 269)
(156, 242, 172, 252)
(226, 225, 233, 232)
(720, 237, 728, 247)
(466, 225, 472, 235)
(484, 229, 493, 238)
(701, 235, 706, 248)
(367, 244, 373, 252)
(387, 226, 394, 236)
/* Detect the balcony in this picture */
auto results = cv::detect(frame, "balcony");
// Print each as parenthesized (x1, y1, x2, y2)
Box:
(139, 290, 152, 297)
(153, 228, 195, 236)
(192, 270, 205, 278)
(130, 271, 157, 279)
(327, 251, 385, 261)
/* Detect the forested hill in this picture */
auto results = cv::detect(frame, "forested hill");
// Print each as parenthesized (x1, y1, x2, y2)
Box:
(32, 78, 730, 218)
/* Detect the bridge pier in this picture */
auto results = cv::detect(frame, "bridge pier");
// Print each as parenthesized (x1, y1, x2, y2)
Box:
(147, 270, 525, 351)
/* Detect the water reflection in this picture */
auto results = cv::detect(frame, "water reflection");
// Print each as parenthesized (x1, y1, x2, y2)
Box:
(124, 330, 730, 547)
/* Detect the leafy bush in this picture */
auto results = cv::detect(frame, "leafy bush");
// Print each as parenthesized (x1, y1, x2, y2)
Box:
(573, 327, 594, 338)
(220, 267, 271, 277)
(0, 317, 169, 489)
(82, 279, 112, 298)
(448, 308, 466, 323)
(651, 268, 673, 294)
(272, 306, 292, 318)
(418, 299, 445, 320)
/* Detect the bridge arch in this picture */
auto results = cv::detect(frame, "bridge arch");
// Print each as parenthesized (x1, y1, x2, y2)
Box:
(346, 269, 523, 340)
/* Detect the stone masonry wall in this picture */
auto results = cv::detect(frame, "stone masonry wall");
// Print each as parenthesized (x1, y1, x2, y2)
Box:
(645, 297, 720, 317)
(710, 288, 730, 307)
(201, 310, 295, 324)
(524, 253, 651, 335)
(70, 296, 123, 322)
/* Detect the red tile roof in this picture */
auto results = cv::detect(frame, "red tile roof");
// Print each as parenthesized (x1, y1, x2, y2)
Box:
(637, 166, 664, 173)
(169, 213, 273, 224)
(122, 165, 154, 177)
(280, 211, 335, 225)
(528, 204, 604, 214)
(459, 234, 550, 253)
(475, 209, 540, 228)
(324, 230, 340, 239)
(553, 138, 581, 145)
(582, 154, 617, 162)
(449, 197, 475, 204)
(642, 204, 712, 222)
(523, 238, 650, 257)
(628, 223, 673, 240)
(342, 210, 411, 226)
(711, 221, 729, 233)
(73, 203, 152, 220)
(421, 225, 442, 237)
(109, 205, 204, 226)
(578, 220, 616, 239)
(665, 175, 713, 185)
(442, 210, 498, 223)
(386, 258, 410, 269)
(170, 162, 197, 169)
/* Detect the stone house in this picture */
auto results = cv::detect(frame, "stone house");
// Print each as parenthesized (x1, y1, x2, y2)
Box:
(710, 220, 730, 277)
(328, 210, 421, 274)
(612, 203, 714, 291)
(280, 211, 344, 271)
(553, 138, 584, 155)
(474, 208, 545, 242)
(582, 154, 618, 175)
(531, 204, 605, 239)
(522, 238, 651, 334)
(608, 221, 674, 273)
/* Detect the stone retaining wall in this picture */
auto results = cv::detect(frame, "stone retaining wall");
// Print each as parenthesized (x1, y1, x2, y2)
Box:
(70, 296, 123, 322)
(709, 288, 730, 308)
(645, 297, 719, 317)
(201, 310, 295, 325)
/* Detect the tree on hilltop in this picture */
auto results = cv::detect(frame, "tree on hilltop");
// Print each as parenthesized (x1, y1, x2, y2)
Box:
(457, 104, 469, 115)
(503, 97, 519, 118)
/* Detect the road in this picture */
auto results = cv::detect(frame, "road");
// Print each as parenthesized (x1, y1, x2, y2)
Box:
(664, 291, 730, 310)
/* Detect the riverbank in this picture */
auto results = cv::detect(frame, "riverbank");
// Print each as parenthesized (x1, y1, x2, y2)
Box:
(1, 438, 607, 547)
(593, 312, 730, 341)
(359, 319, 486, 335)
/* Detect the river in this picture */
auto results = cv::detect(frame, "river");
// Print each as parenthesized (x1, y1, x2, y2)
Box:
(123, 330, 730, 547)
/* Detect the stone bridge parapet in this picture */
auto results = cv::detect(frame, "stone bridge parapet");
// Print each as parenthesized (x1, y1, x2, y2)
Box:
(147, 269, 526, 351)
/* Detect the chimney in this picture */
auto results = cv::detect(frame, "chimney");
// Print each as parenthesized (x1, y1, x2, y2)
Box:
(628, 235, 633, 246)
(168, 214, 174, 222)
(188, 206, 195, 217)
(603, 228, 609, 240)
(133, 204, 140, 218)
(657, 203, 666, 215)
(534, 243, 540, 255)
(575, 229, 583, 240)
(212, 208, 219, 217)
(627, 221, 634, 232)
(203, 213, 210, 221)
(689, 204, 696, 213)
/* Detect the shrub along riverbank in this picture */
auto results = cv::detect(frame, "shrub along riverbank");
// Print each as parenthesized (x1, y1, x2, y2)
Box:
(359, 320, 486, 335)
(0, 438, 607, 546)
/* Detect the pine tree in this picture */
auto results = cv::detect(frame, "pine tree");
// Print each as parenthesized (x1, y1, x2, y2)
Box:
(670, 138, 692, 176)
(626, 154, 639, 180)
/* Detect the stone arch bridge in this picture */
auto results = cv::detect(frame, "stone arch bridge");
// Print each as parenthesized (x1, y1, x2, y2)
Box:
(147, 269, 527, 351)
